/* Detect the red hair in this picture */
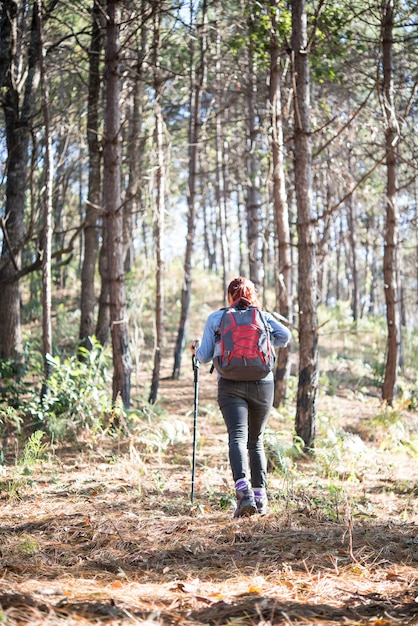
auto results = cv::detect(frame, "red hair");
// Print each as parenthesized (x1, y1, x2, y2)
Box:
(227, 276, 260, 308)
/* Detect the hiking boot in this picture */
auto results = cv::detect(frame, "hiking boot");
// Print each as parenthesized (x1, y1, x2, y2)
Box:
(254, 488, 268, 515)
(233, 489, 257, 518)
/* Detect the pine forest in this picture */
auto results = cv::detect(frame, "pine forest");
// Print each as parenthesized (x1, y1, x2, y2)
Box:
(0, 1, 417, 624)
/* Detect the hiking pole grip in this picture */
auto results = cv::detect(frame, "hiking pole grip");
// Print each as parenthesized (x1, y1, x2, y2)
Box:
(191, 354, 199, 504)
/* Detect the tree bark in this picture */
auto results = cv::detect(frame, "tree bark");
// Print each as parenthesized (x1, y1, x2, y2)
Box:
(269, 0, 292, 407)
(149, 1, 165, 404)
(381, 0, 400, 405)
(0, 0, 41, 361)
(96, 229, 110, 347)
(79, 0, 104, 354)
(245, 17, 260, 287)
(104, 0, 132, 407)
(292, 0, 318, 449)
(345, 141, 359, 322)
(35, 0, 53, 394)
(124, 0, 149, 274)
(214, 5, 228, 297)
(200, 136, 217, 271)
(172, 0, 207, 380)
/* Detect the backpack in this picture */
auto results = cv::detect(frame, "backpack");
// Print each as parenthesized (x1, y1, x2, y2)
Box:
(212, 305, 275, 381)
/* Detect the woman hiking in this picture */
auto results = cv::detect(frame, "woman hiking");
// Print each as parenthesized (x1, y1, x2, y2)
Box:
(191, 276, 291, 518)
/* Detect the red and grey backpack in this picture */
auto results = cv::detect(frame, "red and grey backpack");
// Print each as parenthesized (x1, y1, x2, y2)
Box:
(212, 303, 275, 381)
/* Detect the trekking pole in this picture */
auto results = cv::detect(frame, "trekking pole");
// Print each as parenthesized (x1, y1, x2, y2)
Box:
(191, 353, 200, 504)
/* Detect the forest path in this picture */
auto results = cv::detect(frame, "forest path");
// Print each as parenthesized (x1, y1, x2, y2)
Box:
(0, 361, 417, 625)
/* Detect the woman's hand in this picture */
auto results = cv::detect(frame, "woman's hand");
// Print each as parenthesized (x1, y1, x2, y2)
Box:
(190, 339, 200, 353)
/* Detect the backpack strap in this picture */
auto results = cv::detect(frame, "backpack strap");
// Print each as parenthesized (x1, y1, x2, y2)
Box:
(210, 308, 224, 374)
(214, 305, 231, 328)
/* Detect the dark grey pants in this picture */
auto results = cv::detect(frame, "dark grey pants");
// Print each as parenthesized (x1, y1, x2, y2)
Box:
(217, 377, 274, 489)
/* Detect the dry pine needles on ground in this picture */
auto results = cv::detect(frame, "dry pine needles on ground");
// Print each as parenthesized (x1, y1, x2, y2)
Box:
(0, 370, 417, 625)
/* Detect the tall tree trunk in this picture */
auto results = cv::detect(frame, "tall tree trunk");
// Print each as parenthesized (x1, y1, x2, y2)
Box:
(172, 0, 207, 380)
(381, 0, 400, 405)
(346, 144, 359, 322)
(104, 0, 131, 406)
(96, 230, 110, 347)
(52, 132, 68, 289)
(79, 0, 104, 353)
(36, 0, 53, 394)
(347, 193, 359, 323)
(415, 177, 418, 322)
(269, 1, 292, 406)
(246, 18, 260, 287)
(149, 2, 165, 404)
(292, 0, 318, 449)
(235, 186, 245, 277)
(200, 135, 216, 271)
(0, 0, 41, 361)
(124, 0, 149, 273)
(214, 4, 228, 296)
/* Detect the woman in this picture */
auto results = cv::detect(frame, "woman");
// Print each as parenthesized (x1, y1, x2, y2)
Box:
(191, 276, 291, 518)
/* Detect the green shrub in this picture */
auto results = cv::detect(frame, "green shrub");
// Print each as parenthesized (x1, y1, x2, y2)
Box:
(30, 343, 112, 440)
(0, 339, 113, 442)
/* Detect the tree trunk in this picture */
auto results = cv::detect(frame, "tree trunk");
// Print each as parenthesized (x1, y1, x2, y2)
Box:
(96, 229, 110, 347)
(124, 0, 148, 274)
(381, 0, 400, 405)
(292, 0, 318, 449)
(149, 2, 165, 404)
(214, 5, 228, 297)
(36, 0, 53, 394)
(200, 137, 216, 271)
(79, 0, 104, 353)
(347, 194, 359, 323)
(245, 19, 260, 287)
(104, 0, 131, 407)
(237, 185, 246, 278)
(415, 177, 418, 324)
(0, 0, 41, 361)
(172, 0, 207, 380)
(346, 144, 359, 322)
(269, 0, 292, 407)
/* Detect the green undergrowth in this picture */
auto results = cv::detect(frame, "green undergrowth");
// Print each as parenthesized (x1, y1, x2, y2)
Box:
(0, 284, 417, 519)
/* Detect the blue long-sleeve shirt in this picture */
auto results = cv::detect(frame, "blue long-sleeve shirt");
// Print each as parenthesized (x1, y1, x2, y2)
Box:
(195, 307, 291, 379)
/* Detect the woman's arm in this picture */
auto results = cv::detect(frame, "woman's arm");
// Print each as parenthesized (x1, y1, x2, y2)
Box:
(264, 312, 292, 348)
(194, 310, 224, 363)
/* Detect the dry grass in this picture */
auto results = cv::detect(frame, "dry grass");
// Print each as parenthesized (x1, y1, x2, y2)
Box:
(0, 361, 417, 625)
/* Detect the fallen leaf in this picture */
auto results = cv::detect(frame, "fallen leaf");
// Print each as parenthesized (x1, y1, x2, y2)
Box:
(109, 581, 123, 589)
(209, 592, 225, 600)
(386, 572, 406, 581)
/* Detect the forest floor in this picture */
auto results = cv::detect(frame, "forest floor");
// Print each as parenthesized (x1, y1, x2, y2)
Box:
(0, 341, 418, 625)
